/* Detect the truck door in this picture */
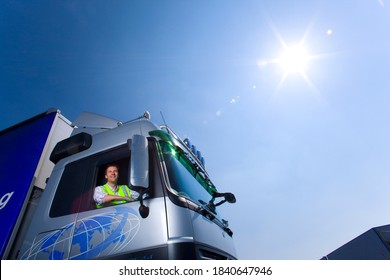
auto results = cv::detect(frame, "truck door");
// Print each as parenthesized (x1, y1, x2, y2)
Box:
(22, 143, 168, 260)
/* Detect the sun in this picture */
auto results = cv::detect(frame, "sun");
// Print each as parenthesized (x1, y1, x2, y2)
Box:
(270, 42, 315, 92)
(257, 34, 322, 98)
(278, 44, 310, 75)
(256, 21, 327, 100)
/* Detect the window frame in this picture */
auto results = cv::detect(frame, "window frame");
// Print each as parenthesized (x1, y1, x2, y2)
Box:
(49, 145, 132, 218)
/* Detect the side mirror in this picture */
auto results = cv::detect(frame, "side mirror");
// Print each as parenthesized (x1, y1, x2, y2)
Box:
(128, 135, 150, 218)
(200, 191, 237, 214)
(223, 192, 236, 204)
(129, 134, 149, 189)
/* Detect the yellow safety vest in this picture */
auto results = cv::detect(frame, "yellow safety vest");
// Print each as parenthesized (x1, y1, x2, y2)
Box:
(96, 183, 132, 208)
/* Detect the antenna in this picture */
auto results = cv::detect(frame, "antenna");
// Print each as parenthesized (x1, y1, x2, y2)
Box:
(160, 111, 171, 134)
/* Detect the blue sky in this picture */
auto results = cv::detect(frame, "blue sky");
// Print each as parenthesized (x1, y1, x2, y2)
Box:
(1, 0, 390, 259)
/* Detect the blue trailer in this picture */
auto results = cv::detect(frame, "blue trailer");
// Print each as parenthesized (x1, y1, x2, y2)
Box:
(0, 109, 73, 259)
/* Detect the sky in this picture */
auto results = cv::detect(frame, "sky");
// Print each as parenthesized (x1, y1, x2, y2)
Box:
(1, 0, 390, 260)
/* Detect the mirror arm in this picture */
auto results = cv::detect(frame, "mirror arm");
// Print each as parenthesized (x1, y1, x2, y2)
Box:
(213, 191, 237, 204)
(214, 199, 227, 207)
(208, 191, 237, 209)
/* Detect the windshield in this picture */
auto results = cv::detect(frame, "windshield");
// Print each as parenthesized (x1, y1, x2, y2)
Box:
(159, 141, 221, 216)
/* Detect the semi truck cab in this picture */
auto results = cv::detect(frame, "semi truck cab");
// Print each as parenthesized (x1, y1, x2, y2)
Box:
(10, 112, 237, 260)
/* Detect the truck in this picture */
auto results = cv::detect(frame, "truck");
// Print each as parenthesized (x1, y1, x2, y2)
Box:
(0, 108, 237, 260)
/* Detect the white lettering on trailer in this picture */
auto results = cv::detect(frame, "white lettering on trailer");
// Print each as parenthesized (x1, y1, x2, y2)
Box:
(0, 191, 14, 210)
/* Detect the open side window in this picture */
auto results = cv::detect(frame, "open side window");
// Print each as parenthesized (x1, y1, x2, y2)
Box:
(49, 146, 131, 217)
(49, 138, 161, 218)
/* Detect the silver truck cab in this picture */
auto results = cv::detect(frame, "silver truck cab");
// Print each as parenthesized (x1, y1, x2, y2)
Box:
(15, 113, 237, 260)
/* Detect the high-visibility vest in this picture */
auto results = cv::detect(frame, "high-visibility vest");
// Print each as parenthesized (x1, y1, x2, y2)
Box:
(96, 183, 132, 208)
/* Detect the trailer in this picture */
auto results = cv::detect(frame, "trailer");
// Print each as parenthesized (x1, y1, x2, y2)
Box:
(0, 109, 237, 260)
(0, 109, 73, 259)
(322, 224, 390, 260)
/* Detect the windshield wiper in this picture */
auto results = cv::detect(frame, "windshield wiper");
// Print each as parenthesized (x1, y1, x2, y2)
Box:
(197, 199, 234, 237)
(198, 199, 216, 220)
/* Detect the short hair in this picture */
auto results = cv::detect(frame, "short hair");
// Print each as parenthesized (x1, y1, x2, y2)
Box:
(105, 163, 119, 174)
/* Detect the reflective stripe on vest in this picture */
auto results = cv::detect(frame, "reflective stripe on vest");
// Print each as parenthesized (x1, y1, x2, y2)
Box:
(96, 183, 132, 208)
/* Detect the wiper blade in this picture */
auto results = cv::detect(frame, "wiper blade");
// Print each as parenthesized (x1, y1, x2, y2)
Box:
(197, 200, 234, 237)
(197, 200, 216, 220)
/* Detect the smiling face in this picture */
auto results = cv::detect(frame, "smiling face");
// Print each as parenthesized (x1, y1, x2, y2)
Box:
(105, 165, 119, 185)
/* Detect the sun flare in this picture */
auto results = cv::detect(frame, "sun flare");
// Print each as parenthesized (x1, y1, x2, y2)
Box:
(256, 21, 326, 99)
(278, 44, 310, 75)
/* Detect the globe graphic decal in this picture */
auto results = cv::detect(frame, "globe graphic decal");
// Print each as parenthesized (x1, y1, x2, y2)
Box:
(21, 207, 140, 260)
